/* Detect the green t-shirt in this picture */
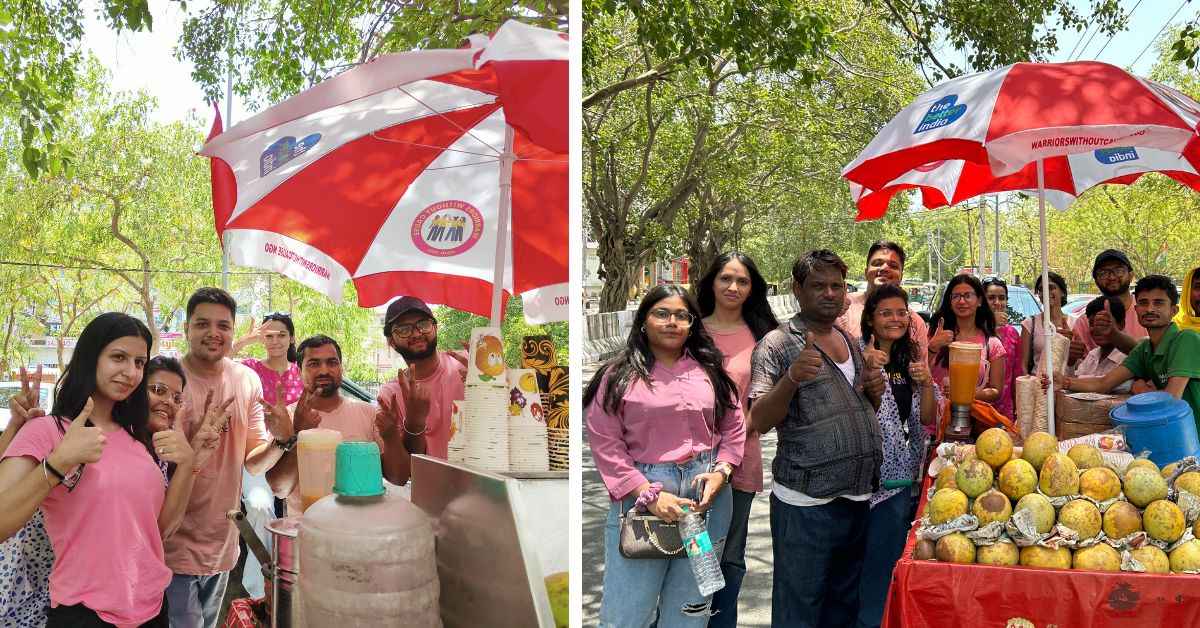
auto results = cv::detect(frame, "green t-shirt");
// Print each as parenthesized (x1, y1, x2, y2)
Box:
(1122, 323, 1200, 431)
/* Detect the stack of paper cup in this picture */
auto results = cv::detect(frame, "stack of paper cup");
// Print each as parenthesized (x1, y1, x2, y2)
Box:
(507, 369, 549, 472)
(447, 400, 467, 464)
(1015, 375, 1041, 439)
(461, 385, 510, 472)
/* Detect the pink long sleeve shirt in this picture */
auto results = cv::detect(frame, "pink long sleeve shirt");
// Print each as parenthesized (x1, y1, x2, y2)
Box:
(586, 353, 746, 501)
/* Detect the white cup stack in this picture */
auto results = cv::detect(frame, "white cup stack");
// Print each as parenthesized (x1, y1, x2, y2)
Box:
(507, 369, 549, 472)
(447, 400, 467, 464)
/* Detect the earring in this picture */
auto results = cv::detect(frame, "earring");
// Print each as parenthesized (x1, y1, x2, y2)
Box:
(640, 325, 646, 333)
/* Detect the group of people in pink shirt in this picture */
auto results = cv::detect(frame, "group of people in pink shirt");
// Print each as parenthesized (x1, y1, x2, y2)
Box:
(0, 288, 465, 627)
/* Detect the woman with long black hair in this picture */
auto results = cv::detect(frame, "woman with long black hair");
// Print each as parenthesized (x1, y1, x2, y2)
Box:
(856, 284, 938, 628)
(0, 313, 202, 627)
(694, 252, 774, 628)
(928, 275, 1006, 434)
(585, 284, 745, 627)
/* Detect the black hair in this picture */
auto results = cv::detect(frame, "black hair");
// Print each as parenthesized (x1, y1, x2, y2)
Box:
(297, 334, 343, 364)
(860, 284, 915, 378)
(583, 284, 738, 422)
(982, 276, 1008, 296)
(262, 313, 298, 363)
(187, 287, 237, 320)
(51, 312, 155, 459)
(929, 274, 996, 368)
(695, 251, 777, 341)
(792, 249, 848, 286)
(1034, 271, 1069, 307)
(867, 240, 907, 267)
(146, 355, 187, 388)
(1085, 295, 1126, 327)
(1134, 275, 1179, 305)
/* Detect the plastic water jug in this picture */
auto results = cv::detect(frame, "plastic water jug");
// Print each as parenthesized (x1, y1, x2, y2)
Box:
(298, 441, 440, 627)
(1110, 391, 1200, 467)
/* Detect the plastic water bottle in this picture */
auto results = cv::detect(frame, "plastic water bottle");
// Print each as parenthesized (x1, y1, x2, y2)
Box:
(678, 506, 725, 596)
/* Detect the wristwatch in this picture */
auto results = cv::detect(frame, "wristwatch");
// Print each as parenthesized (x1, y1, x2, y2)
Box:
(273, 435, 297, 452)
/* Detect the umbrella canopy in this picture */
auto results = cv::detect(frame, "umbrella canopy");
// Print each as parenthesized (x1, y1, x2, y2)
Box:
(201, 21, 567, 323)
(842, 61, 1200, 435)
(850, 147, 1200, 221)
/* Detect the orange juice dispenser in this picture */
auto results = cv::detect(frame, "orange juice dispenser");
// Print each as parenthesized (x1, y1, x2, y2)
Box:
(297, 429, 343, 512)
(947, 341, 982, 440)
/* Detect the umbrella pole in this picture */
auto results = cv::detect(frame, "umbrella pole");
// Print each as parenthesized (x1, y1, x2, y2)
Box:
(490, 124, 516, 327)
(1036, 158, 1056, 436)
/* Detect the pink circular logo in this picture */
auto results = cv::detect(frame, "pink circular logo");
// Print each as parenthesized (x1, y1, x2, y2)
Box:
(411, 200, 484, 257)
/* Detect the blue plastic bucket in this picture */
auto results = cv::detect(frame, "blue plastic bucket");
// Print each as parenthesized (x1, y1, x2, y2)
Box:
(1110, 391, 1200, 466)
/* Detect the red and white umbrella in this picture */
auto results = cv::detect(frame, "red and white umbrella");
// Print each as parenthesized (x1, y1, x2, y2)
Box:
(843, 61, 1200, 433)
(201, 21, 568, 324)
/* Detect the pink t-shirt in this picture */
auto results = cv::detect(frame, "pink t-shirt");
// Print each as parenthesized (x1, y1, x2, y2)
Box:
(709, 324, 762, 493)
(377, 352, 466, 460)
(586, 353, 746, 501)
(3, 416, 171, 627)
(242, 358, 302, 406)
(930, 333, 1007, 390)
(164, 358, 269, 575)
(284, 398, 382, 516)
(1072, 302, 1148, 353)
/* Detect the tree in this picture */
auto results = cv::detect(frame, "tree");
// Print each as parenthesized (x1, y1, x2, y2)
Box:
(435, 298, 569, 370)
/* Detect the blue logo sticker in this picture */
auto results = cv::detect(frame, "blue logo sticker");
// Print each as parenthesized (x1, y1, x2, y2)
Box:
(914, 95, 967, 134)
(1094, 147, 1139, 165)
(260, 133, 322, 177)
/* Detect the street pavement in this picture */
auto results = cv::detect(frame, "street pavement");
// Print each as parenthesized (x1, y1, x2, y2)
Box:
(581, 358, 776, 625)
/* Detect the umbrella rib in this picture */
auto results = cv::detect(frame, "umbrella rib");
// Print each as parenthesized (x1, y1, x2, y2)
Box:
(395, 86, 504, 156)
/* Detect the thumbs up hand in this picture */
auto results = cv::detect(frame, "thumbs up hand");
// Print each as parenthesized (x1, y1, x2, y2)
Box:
(929, 319, 954, 354)
(787, 332, 824, 384)
(48, 398, 106, 471)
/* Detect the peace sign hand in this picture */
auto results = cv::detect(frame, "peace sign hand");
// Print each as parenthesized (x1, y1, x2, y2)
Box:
(9, 365, 45, 431)
(292, 387, 321, 433)
(260, 382, 297, 441)
(374, 395, 400, 439)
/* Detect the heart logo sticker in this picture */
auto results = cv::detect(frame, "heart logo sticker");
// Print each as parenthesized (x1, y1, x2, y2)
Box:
(914, 95, 967, 134)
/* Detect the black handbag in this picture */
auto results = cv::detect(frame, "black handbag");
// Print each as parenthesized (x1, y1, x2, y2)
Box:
(618, 506, 685, 559)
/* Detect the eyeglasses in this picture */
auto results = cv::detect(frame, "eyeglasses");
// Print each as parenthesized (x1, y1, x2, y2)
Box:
(648, 308, 695, 326)
(1096, 268, 1127, 279)
(950, 292, 976, 302)
(148, 383, 185, 405)
(392, 318, 435, 338)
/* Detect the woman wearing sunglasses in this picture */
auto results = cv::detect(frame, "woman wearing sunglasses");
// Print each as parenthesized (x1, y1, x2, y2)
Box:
(0, 313, 201, 627)
(585, 284, 745, 627)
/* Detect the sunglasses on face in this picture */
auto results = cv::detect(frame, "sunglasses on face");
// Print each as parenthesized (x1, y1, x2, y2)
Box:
(148, 383, 184, 405)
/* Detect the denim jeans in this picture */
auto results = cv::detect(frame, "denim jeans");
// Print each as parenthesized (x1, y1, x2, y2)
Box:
(600, 452, 733, 628)
(165, 571, 229, 628)
(770, 493, 870, 628)
(857, 490, 918, 628)
(708, 488, 754, 628)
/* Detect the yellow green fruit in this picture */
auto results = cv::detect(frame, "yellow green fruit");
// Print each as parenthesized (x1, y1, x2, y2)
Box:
(935, 465, 958, 492)
(928, 488, 969, 525)
(544, 572, 568, 628)
(1144, 499, 1186, 543)
(1058, 499, 1102, 539)
(976, 541, 1019, 566)
(1102, 501, 1143, 540)
(1067, 444, 1104, 470)
(935, 533, 976, 564)
(1072, 543, 1121, 572)
(1038, 453, 1080, 497)
(914, 539, 936, 560)
(1015, 493, 1057, 534)
(1170, 539, 1200, 573)
(1125, 458, 1160, 479)
(976, 428, 1014, 470)
(956, 458, 995, 499)
(998, 458, 1038, 502)
(971, 489, 1013, 526)
(1123, 467, 1169, 508)
(1174, 471, 1200, 497)
(1130, 546, 1170, 574)
(1020, 545, 1072, 570)
(1078, 467, 1121, 502)
(1162, 462, 1180, 479)
(1021, 432, 1059, 471)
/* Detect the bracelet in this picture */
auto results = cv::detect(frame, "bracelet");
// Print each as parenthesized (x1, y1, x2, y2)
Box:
(634, 482, 664, 512)
(43, 458, 65, 487)
(192, 464, 203, 475)
(401, 421, 429, 436)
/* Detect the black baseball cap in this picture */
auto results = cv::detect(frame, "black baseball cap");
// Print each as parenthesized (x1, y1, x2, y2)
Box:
(1092, 249, 1132, 278)
(384, 296, 433, 327)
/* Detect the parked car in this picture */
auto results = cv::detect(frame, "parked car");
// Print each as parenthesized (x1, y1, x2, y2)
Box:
(1064, 293, 1101, 326)
(0, 381, 54, 433)
(929, 283, 1042, 326)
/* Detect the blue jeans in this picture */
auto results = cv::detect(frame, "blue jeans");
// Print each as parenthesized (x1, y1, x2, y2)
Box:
(856, 491, 918, 628)
(770, 493, 870, 628)
(708, 488, 754, 628)
(600, 452, 733, 628)
(165, 571, 229, 628)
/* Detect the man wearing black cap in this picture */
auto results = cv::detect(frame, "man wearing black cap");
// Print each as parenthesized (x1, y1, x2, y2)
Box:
(1069, 249, 1147, 364)
(376, 296, 468, 459)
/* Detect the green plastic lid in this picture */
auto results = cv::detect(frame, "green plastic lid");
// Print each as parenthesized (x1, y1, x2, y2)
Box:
(332, 441, 385, 497)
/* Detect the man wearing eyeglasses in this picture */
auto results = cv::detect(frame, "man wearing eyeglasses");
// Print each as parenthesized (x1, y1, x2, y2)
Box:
(1069, 249, 1148, 365)
(376, 296, 468, 460)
